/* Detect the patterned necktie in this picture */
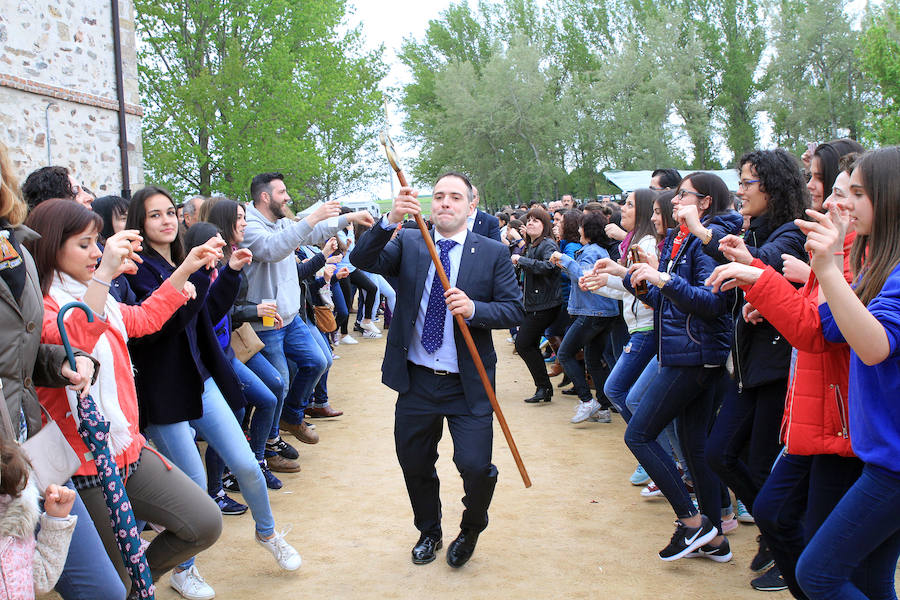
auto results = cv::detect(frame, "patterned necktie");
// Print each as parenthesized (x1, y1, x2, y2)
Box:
(421, 239, 457, 354)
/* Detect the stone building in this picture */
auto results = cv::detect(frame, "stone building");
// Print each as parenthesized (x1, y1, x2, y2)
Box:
(0, 0, 143, 197)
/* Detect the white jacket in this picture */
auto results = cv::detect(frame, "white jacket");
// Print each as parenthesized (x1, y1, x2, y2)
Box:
(592, 234, 656, 333)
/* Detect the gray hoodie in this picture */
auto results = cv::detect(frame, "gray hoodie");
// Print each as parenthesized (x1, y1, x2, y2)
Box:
(240, 203, 347, 330)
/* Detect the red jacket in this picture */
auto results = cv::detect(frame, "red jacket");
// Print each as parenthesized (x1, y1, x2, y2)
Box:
(743, 234, 855, 457)
(37, 282, 188, 476)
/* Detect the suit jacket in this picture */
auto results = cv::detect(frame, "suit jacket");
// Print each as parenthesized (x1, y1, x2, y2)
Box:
(472, 209, 501, 242)
(350, 223, 523, 415)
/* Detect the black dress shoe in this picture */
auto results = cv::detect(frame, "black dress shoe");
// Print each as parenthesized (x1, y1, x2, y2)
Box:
(411, 535, 442, 564)
(446, 529, 479, 568)
(524, 386, 553, 403)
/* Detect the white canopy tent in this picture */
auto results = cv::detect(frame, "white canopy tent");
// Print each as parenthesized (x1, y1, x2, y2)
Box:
(603, 169, 740, 193)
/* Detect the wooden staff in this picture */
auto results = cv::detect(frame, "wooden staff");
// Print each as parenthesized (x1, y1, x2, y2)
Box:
(378, 132, 532, 488)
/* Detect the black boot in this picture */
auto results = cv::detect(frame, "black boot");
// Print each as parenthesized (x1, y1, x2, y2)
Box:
(524, 386, 553, 403)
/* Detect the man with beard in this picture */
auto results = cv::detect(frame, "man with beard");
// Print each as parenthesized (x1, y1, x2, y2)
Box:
(241, 172, 372, 458)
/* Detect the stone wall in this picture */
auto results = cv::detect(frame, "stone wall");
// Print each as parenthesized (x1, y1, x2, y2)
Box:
(0, 0, 143, 196)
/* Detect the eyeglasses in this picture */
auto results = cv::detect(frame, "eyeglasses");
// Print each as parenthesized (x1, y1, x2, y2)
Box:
(738, 179, 760, 190)
(675, 189, 706, 200)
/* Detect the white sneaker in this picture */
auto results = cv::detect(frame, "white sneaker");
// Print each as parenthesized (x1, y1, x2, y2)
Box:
(362, 330, 382, 339)
(361, 321, 381, 335)
(340, 334, 359, 345)
(256, 530, 302, 571)
(591, 408, 612, 423)
(331, 353, 340, 360)
(571, 398, 600, 423)
(169, 565, 215, 600)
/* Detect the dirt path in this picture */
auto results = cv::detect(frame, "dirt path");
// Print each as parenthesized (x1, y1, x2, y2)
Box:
(152, 330, 789, 600)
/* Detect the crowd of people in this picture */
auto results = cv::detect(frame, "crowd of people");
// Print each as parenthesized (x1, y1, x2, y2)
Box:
(0, 133, 899, 600)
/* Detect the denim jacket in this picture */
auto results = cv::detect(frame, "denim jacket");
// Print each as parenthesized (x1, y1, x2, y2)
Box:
(558, 243, 620, 317)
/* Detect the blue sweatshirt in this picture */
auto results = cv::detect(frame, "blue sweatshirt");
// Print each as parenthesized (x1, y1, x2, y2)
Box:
(820, 263, 900, 475)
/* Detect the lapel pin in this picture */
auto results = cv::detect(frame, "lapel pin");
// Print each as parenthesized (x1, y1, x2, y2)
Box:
(471, 248, 475, 253)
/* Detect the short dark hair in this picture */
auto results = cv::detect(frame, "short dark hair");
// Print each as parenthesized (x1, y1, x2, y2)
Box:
(560, 209, 582, 243)
(581, 210, 608, 245)
(22, 166, 74, 208)
(250, 172, 285, 205)
(92, 195, 129, 241)
(495, 212, 509, 226)
(524, 206, 553, 245)
(434, 171, 474, 202)
(127, 185, 186, 264)
(24, 198, 103, 295)
(651, 168, 682, 190)
(739, 148, 810, 226)
(678, 172, 733, 221)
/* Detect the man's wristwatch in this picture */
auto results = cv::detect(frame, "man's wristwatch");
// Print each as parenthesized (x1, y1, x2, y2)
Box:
(655, 272, 671, 289)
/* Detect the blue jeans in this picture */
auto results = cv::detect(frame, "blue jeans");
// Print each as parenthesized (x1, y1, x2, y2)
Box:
(624, 361, 726, 533)
(618, 354, 692, 484)
(258, 316, 332, 429)
(204, 356, 280, 494)
(604, 330, 655, 418)
(331, 279, 349, 327)
(312, 331, 332, 405)
(557, 315, 615, 402)
(244, 351, 284, 446)
(146, 378, 275, 537)
(55, 481, 127, 600)
(796, 464, 900, 599)
(755, 451, 864, 599)
(369, 272, 396, 313)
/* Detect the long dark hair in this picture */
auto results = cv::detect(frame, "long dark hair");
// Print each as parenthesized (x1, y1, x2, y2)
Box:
(739, 149, 810, 226)
(813, 138, 866, 204)
(206, 199, 242, 260)
(678, 172, 733, 221)
(631, 188, 660, 243)
(92, 195, 128, 242)
(849, 147, 900, 305)
(524, 206, 553, 246)
(126, 185, 185, 264)
(24, 198, 103, 295)
(581, 210, 608, 245)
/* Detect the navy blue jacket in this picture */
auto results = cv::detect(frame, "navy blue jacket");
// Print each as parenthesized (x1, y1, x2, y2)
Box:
(625, 211, 743, 367)
(126, 249, 245, 428)
(350, 223, 523, 416)
(472, 209, 501, 242)
(704, 212, 808, 388)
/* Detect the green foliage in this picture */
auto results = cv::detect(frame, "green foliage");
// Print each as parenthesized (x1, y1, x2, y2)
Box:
(136, 0, 386, 208)
(858, 0, 900, 145)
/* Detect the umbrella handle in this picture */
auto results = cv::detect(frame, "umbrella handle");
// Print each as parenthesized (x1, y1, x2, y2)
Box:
(56, 302, 95, 371)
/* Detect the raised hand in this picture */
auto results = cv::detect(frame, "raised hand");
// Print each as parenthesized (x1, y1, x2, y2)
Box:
(348, 210, 375, 227)
(781, 254, 812, 284)
(628, 262, 662, 287)
(388, 187, 420, 224)
(43, 484, 76, 518)
(335, 266, 350, 279)
(675, 204, 704, 236)
(705, 262, 764, 293)
(593, 257, 626, 278)
(96, 230, 143, 281)
(183, 235, 226, 272)
(307, 200, 341, 226)
(796, 206, 844, 275)
(579, 272, 608, 291)
(605, 223, 627, 241)
(718, 235, 753, 264)
(228, 247, 253, 271)
(322, 237, 339, 258)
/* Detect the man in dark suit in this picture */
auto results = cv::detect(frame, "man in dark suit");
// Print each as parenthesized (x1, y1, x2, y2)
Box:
(469, 185, 502, 241)
(350, 172, 523, 568)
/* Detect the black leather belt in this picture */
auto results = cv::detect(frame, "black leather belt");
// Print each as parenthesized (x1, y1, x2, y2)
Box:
(409, 361, 459, 377)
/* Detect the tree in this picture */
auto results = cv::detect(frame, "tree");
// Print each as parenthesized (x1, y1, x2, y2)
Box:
(858, 0, 900, 145)
(136, 0, 385, 206)
(764, 0, 867, 154)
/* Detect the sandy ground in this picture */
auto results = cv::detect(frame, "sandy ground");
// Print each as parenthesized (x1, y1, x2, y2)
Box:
(120, 329, 794, 600)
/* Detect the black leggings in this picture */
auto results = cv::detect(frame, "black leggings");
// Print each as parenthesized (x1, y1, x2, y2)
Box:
(338, 270, 378, 333)
(514, 306, 561, 389)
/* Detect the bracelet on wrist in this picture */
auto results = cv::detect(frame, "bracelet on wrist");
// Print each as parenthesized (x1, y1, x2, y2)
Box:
(91, 275, 112, 288)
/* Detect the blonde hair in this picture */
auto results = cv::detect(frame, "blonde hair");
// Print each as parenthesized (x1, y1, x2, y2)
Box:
(0, 141, 28, 226)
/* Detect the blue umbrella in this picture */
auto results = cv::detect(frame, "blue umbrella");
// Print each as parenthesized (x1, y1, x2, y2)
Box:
(57, 302, 155, 599)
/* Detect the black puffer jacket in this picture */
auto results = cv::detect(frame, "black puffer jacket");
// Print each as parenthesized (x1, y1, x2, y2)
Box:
(515, 237, 562, 312)
(705, 212, 809, 389)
